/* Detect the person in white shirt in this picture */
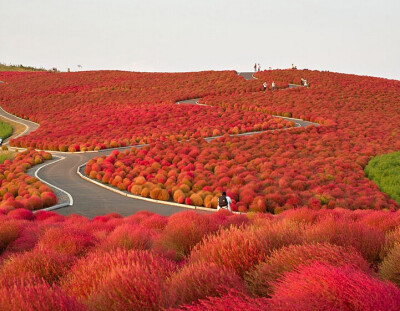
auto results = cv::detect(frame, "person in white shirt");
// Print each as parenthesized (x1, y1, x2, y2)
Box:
(272, 81, 276, 91)
(217, 191, 232, 212)
(263, 82, 267, 91)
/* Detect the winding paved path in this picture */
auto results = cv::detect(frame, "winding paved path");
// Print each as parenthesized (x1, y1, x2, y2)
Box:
(1, 72, 317, 217)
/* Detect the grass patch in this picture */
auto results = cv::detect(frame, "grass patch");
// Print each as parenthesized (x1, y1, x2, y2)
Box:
(365, 151, 400, 204)
(0, 151, 15, 163)
(0, 121, 13, 139)
(0, 63, 48, 72)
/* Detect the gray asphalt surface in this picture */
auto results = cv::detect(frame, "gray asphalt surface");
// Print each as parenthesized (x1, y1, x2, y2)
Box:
(0, 72, 316, 218)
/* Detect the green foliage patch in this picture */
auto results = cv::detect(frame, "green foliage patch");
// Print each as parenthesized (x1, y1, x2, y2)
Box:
(365, 151, 400, 204)
(0, 121, 13, 139)
(0, 63, 47, 72)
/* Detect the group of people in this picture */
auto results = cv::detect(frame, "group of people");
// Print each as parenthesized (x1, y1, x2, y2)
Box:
(262, 81, 276, 91)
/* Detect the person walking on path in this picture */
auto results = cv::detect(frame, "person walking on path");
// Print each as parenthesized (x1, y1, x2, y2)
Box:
(217, 191, 232, 212)
(254, 63, 257, 72)
(263, 82, 267, 91)
(303, 79, 308, 87)
(257, 63, 261, 72)
(272, 81, 276, 91)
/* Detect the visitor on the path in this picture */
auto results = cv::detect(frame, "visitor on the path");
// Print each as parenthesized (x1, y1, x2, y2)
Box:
(272, 81, 276, 91)
(304, 79, 308, 87)
(217, 191, 232, 212)
(263, 82, 267, 91)
(258, 64, 261, 72)
(254, 63, 257, 72)
(300, 78, 305, 86)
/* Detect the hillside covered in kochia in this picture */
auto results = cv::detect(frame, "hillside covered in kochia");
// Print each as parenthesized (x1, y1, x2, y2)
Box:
(0, 70, 264, 151)
(83, 70, 400, 213)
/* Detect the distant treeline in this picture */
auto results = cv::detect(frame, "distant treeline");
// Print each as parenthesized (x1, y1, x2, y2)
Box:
(0, 63, 48, 72)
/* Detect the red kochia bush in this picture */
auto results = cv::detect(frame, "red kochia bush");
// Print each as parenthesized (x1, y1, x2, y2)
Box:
(173, 290, 270, 311)
(154, 211, 219, 260)
(0, 279, 85, 311)
(98, 223, 153, 251)
(188, 218, 308, 277)
(268, 263, 400, 311)
(6, 208, 35, 220)
(0, 249, 75, 285)
(86, 263, 170, 311)
(0, 219, 22, 252)
(61, 249, 176, 300)
(245, 243, 371, 297)
(303, 216, 385, 263)
(188, 225, 269, 277)
(168, 262, 245, 307)
(37, 226, 97, 257)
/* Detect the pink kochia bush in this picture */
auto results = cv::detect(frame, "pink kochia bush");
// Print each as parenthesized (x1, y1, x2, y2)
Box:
(244, 243, 371, 297)
(268, 262, 400, 311)
(0, 208, 399, 310)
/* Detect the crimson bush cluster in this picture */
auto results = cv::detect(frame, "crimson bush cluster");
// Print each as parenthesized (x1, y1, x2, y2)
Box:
(0, 70, 269, 151)
(0, 208, 400, 310)
(0, 148, 57, 214)
(85, 70, 400, 212)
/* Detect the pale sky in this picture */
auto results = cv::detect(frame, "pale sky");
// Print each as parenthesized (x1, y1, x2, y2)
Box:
(1, 0, 399, 79)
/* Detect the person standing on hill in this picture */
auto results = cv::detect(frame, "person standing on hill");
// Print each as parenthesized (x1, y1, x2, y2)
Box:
(272, 81, 276, 91)
(263, 82, 268, 91)
(254, 63, 257, 72)
(217, 191, 232, 212)
(258, 63, 261, 72)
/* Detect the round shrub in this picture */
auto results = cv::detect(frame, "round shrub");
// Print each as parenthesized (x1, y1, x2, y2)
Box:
(140, 187, 150, 198)
(40, 192, 58, 208)
(98, 223, 152, 251)
(188, 226, 269, 277)
(174, 290, 270, 311)
(0, 249, 75, 285)
(0, 279, 85, 311)
(130, 184, 142, 195)
(154, 211, 218, 260)
(190, 193, 203, 206)
(379, 243, 400, 287)
(86, 264, 170, 311)
(245, 243, 371, 297)
(37, 226, 96, 257)
(61, 249, 176, 300)
(168, 262, 245, 307)
(7, 208, 35, 220)
(303, 216, 385, 263)
(269, 262, 400, 311)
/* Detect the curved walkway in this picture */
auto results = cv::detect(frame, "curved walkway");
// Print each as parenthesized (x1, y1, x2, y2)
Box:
(1, 72, 317, 217)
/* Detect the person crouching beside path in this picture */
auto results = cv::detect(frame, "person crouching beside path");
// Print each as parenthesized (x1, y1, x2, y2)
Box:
(217, 191, 232, 212)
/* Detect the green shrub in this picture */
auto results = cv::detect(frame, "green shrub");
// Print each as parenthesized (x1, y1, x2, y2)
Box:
(365, 151, 400, 204)
(0, 121, 13, 139)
